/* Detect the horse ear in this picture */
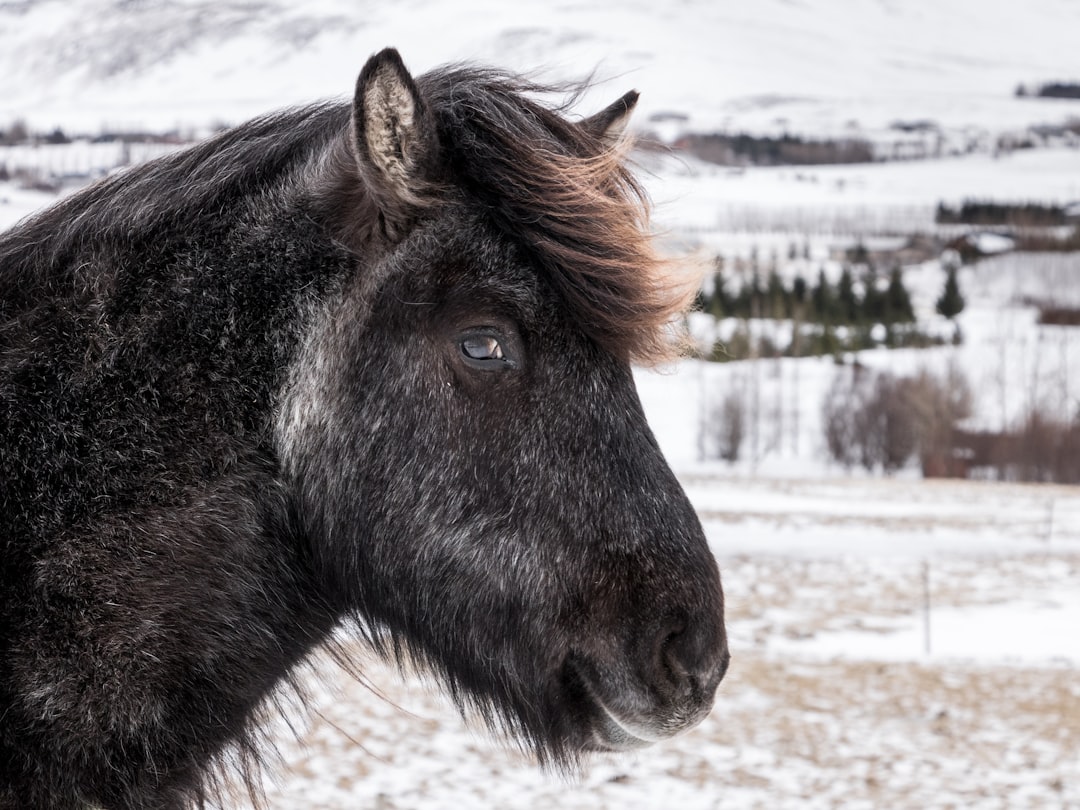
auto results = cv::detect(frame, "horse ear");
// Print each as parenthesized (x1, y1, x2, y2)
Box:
(581, 90, 640, 146)
(352, 48, 439, 234)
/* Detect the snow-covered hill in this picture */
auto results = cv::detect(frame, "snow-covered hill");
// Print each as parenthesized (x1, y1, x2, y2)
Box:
(3, 0, 1080, 138)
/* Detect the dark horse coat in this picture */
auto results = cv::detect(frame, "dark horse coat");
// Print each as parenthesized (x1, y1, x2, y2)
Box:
(0, 49, 728, 808)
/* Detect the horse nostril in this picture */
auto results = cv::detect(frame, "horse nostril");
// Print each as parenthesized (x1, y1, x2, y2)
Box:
(652, 615, 728, 699)
(659, 622, 689, 681)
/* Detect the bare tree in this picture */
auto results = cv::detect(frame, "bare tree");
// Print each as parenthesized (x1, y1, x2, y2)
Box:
(712, 389, 746, 463)
(823, 363, 972, 475)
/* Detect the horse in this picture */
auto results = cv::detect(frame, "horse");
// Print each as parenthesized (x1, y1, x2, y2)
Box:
(0, 48, 729, 808)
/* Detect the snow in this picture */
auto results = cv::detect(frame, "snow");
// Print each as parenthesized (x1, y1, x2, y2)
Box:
(239, 470, 1080, 809)
(0, 183, 59, 230)
(3, 0, 1080, 140)
(780, 589, 1080, 664)
(643, 147, 1080, 237)
(969, 232, 1016, 254)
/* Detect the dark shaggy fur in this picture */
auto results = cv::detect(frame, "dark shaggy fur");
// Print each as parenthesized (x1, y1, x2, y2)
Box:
(0, 49, 727, 809)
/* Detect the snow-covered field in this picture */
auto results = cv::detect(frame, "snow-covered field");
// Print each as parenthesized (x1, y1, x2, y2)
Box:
(646, 147, 1080, 236)
(240, 474, 1080, 810)
(3, 1, 1080, 807)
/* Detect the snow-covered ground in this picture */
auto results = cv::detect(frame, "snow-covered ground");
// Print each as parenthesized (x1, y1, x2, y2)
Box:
(636, 308, 1080, 474)
(241, 474, 1080, 810)
(645, 147, 1080, 236)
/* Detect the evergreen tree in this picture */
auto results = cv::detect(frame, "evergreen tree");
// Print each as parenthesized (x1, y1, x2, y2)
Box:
(862, 272, 885, 324)
(847, 241, 870, 267)
(709, 283, 726, 319)
(790, 274, 808, 357)
(740, 270, 764, 318)
(766, 270, 789, 319)
(792, 275, 808, 306)
(708, 256, 731, 318)
(885, 267, 915, 323)
(837, 266, 859, 324)
(814, 323, 840, 356)
(705, 268, 728, 318)
(693, 287, 710, 313)
(810, 268, 835, 324)
(936, 265, 965, 319)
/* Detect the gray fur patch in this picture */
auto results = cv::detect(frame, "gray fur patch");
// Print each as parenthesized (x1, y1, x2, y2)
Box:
(364, 65, 417, 197)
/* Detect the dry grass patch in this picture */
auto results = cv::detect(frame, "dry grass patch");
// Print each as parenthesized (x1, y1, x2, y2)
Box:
(697, 650, 1080, 808)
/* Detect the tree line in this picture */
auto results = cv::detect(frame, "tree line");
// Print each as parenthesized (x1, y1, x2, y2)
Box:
(1016, 81, 1080, 100)
(935, 200, 1069, 227)
(698, 263, 916, 328)
(696, 251, 965, 360)
(676, 132, 874, 167)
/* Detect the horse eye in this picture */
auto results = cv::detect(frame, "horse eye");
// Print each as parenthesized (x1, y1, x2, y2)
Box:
(458, 332, 517, 371)
(461, 335, 504, 361)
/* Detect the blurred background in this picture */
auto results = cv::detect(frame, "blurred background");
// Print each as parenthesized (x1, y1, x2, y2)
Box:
(2, 1, 1079, 807)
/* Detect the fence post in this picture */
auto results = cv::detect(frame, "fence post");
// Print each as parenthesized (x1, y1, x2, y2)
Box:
(922, 558, 931, 656)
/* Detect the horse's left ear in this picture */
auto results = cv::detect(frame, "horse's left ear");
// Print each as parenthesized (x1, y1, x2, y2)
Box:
(581, 90, 640, 146)
(352, 48, 440, 236)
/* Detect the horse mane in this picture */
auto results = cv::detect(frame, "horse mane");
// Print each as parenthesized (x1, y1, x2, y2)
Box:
(417, 65, 693, 365)
(0, 103, 351, 323)
(1, 67, 689, 364)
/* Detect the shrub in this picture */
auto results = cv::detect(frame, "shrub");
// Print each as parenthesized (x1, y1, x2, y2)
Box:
(822, 364, 873, 470)
(708, 390, 746, 463)
(823, 364, 972, 474)
(899, 365, 973, 474)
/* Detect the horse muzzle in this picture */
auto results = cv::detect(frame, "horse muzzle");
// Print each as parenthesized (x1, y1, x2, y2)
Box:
(563, 614, 730, 751)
